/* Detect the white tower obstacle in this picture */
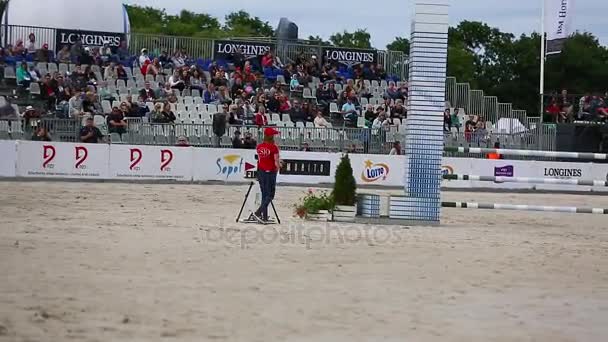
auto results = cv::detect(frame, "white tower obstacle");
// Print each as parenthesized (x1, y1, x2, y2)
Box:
(398, 0, 450, 224)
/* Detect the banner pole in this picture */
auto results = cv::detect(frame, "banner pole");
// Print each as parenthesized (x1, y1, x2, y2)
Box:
(539, 0, 546, 123)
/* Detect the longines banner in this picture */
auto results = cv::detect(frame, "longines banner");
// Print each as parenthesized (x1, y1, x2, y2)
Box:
(55, 29, 125, 54)
(322, 47, 378, 67)
(16, 141, 109, 178)
(545, 0, 575, 55)
(213, 40, 275, 61)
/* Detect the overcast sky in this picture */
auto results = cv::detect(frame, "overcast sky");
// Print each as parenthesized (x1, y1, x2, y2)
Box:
(124, 0, 608, 48)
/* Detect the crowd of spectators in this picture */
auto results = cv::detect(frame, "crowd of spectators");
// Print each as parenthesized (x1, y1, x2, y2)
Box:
(545, 89, 608, 123)
(2, 31, 415, 151)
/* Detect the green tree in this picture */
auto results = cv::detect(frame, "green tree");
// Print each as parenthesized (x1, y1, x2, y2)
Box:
(307, 35, 331, 46)
(332, 154, 357, 206)
(329, 29, 372, 49)
(386, 37, 410, 56)
(224, 10, 274, 37)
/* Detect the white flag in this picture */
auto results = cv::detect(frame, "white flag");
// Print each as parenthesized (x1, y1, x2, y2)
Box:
(544, 0, 575, 54)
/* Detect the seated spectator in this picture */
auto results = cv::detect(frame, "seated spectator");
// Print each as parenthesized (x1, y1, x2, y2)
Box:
(168, 70, 185, 92)
(139, 81, 157, 102)
(232, 130, 244, 148)
(69, 90, 84, 118)
(31, 127, 52, 142)
(35, 43, 51, 63)
(12, 39, 25, 56)
(107, 106, 127, 134)
(80, 117, 104, 143)
(116, 41, 129, 62)
(152, 102, 176, 123)
(139, 48, 150, 67)
(203, 83, 220, 104)
(218, 86, 232, 104)
(385, 82, 399, 100)
(364, 104, 377, 122)
(443, 108, 452, 132)
(464, 115, 478, 142)
(70, 65, 88, 91)
(171, 51, 186, 69)
(70, 38, 85, 63)
(104, 62, 117, 80)
(243, 132, 257, 149)
(266, 93, 280, 113)
(56, 45, 71, 63)
(176, 136, 190, 147)
(545, 99, 564, 123)
(26, 33, 37, 54)
(314, 111, 330, 128)
(341, 97, 358, 123)
(389, 141, 402, 155)
(255, 106, 269, 127)
(300, 142, 311, 152)
(590, 95, 608, 120)
(372, 112, 390, 130)
(228, 104, 242, 125)
(115, 64, 128, 81)
(290, 100, 307, 123)
(100, 43, 113, 63)
(191, 69, 206, 92)
(261, 51, 275, 69)
(97, 82, 116, 102)
(231, 78, 244, 99)
(82, 91, 101, 116)
(16, 62, 31, 88)
(391, 99, 407, 120)
(40, 74, 57, 112)
(279, 95, 291, 114)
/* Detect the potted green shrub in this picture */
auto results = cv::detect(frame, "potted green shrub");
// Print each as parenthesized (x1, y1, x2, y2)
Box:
(332, 154, 357, 222)
(293, 190, 334, 221)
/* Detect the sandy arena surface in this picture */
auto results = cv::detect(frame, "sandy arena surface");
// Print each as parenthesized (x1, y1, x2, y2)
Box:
(1, 181, 608, 342)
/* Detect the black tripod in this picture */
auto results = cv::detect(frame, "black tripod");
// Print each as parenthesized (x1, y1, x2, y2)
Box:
(236, 181, 281, 224)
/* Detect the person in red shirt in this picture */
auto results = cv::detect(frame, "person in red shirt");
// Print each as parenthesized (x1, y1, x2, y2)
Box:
(255, 106, 268, 127)
(253, 127, 281, 223)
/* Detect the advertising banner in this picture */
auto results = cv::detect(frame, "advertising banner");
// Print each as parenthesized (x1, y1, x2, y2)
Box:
(55, 29, 125, 54)
(278, 151, 340, 185)
(545, 0, 575, 55)
(350, 154, 405, 187)
(468, 159, 536, 190)
(213, 40, 275, 63)
(0, 140, 17, 177)
(16, 141, 109, 179)
(109, 145, 192, 181)
(534, 161, 592, 191)
(193, 148, 257, 182)
(321, 46, 378, 67)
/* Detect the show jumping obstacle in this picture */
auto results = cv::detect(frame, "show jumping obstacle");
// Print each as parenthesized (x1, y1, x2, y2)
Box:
(443, 174, 608, 187)
(442, 202, 608, 215)
(445, 147, 608, 160)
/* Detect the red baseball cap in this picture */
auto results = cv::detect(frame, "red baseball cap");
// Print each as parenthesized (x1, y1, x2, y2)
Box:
(264, 127, 280, 137)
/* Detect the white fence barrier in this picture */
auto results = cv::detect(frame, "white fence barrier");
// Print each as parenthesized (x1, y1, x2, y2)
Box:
(1, 141, 608, 193)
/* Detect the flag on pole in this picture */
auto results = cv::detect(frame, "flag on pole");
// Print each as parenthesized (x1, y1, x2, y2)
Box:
(544, 0, 575, 55)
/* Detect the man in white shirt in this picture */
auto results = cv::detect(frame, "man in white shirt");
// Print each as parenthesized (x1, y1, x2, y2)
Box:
(341, 97, 358, 125)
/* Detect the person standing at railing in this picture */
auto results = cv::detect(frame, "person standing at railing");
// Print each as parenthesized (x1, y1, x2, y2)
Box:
(487, 142, 503, 160)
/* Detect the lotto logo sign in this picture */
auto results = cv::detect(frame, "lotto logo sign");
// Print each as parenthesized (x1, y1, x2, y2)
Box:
(361, 160, 390, 183)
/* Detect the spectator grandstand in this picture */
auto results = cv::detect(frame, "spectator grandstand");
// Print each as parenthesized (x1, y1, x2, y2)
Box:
(0, 24, 557, 154)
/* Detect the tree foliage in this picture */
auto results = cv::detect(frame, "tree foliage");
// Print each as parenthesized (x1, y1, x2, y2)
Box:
(329, 29, 373, 49)
(386, 37, 410, 56)
(332, 154, 357, 206)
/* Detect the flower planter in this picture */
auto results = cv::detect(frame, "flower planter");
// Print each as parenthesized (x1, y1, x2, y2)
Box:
(333, 205, 356, 222)
(357, 194, 381, 218)
(308, 210, 331, 222)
